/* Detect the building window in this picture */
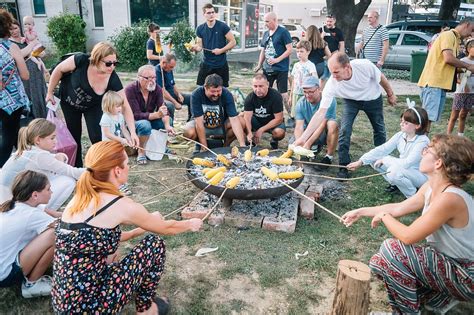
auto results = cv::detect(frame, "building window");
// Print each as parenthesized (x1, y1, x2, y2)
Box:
(130, 0, 189, 27)
(93, 0, 104, 28)
(32, 0, 46, 15)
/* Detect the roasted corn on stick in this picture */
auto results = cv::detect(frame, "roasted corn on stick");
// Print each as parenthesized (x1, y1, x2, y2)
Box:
(270, 157, 293, 165)
(225, 176, 241, 188)
(261, 167, 278, 181)
(192, 158, 215, 168)
(209, 171, 225, 186)
(279, 149, 293, 159)
(278, 170, 304, 179)
(202, 168, 212, 174)
(217, 154, 231, 167)
(244, 150, 252, 162)
(256, 149, 270, 157)
(231, 146, 239, 158)
(205, 166, 227, 179)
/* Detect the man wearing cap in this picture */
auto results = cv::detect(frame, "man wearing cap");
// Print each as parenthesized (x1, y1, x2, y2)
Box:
(293, 76, 338, 168)
(242, 74, 285, 149)
(294, 52, 397, 178)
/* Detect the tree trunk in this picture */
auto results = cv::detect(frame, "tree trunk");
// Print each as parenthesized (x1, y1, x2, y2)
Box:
(327, 0, 372, 56)
(438, 0, 461, 20)
(330, 260, 371, 315)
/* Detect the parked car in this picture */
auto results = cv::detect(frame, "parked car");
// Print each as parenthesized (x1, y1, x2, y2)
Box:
(385, 19, 458, 36)
(355, 30, 432, 70)
(282, 24, 306, 47)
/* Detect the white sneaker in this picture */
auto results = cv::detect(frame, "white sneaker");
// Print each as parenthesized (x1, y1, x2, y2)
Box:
(21, 275, 52, 298)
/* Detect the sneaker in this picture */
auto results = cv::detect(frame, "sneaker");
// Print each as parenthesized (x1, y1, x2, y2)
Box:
(315, 156, 332, 171)
(22, 275, 52, 298)
(384, 184, 399, 193)
(270, 139, 279, 150)
(286, 118, 295, 128)
(119, 183, 133, 196)
(336, 168, 349, 179)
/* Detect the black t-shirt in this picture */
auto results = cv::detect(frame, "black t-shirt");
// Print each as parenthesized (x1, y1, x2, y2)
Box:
(309, 46, 327, 65)
(244, 88, 283, 126)
(60, 54, 123, 111)
(320, 26, 344, 53)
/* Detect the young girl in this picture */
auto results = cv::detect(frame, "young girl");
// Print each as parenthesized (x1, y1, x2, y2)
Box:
(0, 119, 85, 210)
(305, 25, 331, 90)
(100, 91, 133, 195)
(0, 170, 56, 298)
(146, 22, 163, 66)
(347, 106, 429, 198)
(447, 38, 474, 136)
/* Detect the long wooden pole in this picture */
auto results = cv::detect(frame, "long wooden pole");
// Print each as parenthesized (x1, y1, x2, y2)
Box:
(304, 172, 389, 182)
(202, 187, 228, 221)
(141, 176, 205, 205)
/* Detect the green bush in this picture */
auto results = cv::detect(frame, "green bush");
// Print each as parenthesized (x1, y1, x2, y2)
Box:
(164, 19, 196, 64)
(46, 13, 86, 56)
(109, 20, 149, 71)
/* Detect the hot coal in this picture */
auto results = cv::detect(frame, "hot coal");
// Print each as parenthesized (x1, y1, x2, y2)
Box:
(319, 180, 347, 202)
(230, 192, 298, 221)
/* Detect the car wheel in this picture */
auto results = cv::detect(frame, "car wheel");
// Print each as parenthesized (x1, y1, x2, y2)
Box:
(292, 37, 299, 48)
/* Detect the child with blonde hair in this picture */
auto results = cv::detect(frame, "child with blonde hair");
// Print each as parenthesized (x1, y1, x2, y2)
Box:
(99, 91, 133, 195)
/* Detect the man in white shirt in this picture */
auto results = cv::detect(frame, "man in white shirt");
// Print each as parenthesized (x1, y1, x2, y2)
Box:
(293, 52, 397, 178)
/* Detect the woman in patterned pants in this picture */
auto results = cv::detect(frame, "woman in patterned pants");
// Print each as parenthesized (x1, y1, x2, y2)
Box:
(341, 134, 473, 314)
(52, 141, 203, 314)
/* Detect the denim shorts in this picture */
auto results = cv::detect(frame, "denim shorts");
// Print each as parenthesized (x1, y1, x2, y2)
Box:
(0, 254, 23, 288)
(420, 86, 447, 122)
(135, 119, 171, 136)
(251, 116, 286, 132)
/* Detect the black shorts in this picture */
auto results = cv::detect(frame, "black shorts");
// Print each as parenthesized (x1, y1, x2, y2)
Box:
(196, 62, 230, 87)
(263, 71, 288, 94)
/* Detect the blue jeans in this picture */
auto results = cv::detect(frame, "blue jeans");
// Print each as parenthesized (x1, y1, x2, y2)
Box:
(420, 86, 446, 122)
(135, 119, 172, 136)
(338, 95, 386, 165)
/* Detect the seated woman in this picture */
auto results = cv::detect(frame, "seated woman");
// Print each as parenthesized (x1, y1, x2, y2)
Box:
(52, 141, 202, 314)
(347, 107, 429, 198)
(0, 118, 84, 210)
(341, 134, 474, 314)
(0, 170, 56, 298)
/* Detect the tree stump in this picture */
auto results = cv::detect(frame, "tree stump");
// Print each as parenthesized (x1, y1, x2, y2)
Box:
(330, 259, 371, 315)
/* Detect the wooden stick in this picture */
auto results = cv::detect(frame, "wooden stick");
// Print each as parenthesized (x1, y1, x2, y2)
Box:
(202, 187, 228, 221)
(161, 183, 212, 218)
(130, 168, 191, 174)
(141, 176, 205, 205)
(294, 160, 348, 169)
(278, 179, 342, 221)
(177, 135, 219, 157)
(146, 174, 170, 190)
(304, 172, 390, 182)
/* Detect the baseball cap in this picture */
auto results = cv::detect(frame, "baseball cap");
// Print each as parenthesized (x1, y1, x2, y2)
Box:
(301, 76, 320, 88)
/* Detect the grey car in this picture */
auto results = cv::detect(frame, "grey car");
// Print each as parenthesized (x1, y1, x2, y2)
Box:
(356, 30, 432, 70)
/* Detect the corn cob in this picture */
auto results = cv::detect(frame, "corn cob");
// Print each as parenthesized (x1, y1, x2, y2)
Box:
(208, 171, 225, 186)
(192, 158, 215, 168)
(231, 146, 239, 158)
(225, 176, 241, 188)
(244, 150, 252, 162)
(270, 157, 293, 165)
(261, 167, 278, 181)
(202, 168, 212, 174)
(256, 149, 270, 157)
(278, 170, 304, 179)
(217, 154, 231, 167)
(279, 149, 293, 158)
(205, 166, 227, 179)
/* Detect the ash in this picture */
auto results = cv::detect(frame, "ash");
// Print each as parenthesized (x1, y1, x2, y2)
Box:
(230, 192, 298, 221)
(319, 180, 348, 201)
(190, 153, 302, 189)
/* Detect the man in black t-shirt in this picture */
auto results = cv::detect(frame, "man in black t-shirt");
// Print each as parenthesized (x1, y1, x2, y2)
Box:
(243, 74, 285, 149)
(320, 15, 345, 53)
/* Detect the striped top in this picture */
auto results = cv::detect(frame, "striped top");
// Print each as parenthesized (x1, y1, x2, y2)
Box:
(0, 39, 30, 115)
(361, 24, 389, 63)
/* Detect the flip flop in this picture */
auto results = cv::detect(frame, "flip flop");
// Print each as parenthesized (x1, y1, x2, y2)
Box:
(137, 155, 147, 165)
(154, 296, 170, 315)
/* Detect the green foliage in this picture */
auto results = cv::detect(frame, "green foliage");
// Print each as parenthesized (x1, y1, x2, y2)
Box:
(382, 69, 411, 81)
(46, 13, 86, 56)
(164, 19, 196, 63)
(109, 20, 149, 71)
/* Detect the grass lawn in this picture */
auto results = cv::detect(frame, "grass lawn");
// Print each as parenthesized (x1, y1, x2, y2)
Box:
(1, 69, 472, 314)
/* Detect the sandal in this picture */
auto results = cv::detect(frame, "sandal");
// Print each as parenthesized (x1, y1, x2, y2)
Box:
(154, 296, 170, 315)
(137, 155, 147, 165)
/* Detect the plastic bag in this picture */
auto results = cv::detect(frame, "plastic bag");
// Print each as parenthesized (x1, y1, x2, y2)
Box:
(145, 129, 168, 161)
(46, 108, 77, 166)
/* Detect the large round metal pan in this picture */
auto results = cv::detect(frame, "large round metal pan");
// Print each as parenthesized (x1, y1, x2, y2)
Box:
(186, 146, 304, 200)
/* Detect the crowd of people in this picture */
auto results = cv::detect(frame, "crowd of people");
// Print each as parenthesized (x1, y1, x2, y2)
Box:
(0, 4, 473, 314)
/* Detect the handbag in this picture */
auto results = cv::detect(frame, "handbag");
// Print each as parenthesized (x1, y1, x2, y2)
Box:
(46, 108, 77, 166)
(145, 129, 168, 161)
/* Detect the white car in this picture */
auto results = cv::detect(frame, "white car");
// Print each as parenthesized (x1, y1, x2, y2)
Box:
(282, 24, 306, 47)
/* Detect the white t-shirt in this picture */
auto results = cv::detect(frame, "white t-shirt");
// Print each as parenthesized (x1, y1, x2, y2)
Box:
(320, 59, 382, 109)
(100, 112, 125, 141)
(291, 60, 317, 95)
(455, 57, 474, 93)
(0, 203, 55, 281)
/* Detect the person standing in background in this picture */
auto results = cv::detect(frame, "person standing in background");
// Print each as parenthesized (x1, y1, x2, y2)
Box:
(146, 23, 163, 66)
(320, 14, 345, 53)
(356, 11, 389, 68)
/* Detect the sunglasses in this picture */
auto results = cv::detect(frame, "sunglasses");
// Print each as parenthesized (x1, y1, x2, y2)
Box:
(102, 60, 120, 67)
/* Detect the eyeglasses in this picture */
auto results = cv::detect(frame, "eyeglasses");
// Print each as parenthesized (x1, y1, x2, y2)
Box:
(422, 145, 438, 158)
(326, 14, 335, 18)
(139, 75, 157, 81)
(102, 60, 119, 67)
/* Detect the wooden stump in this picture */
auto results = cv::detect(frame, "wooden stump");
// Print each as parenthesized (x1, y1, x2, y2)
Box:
(331, 259, 371, 315)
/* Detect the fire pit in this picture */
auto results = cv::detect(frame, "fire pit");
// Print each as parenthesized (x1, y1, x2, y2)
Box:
(186, 146, 304, 200)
